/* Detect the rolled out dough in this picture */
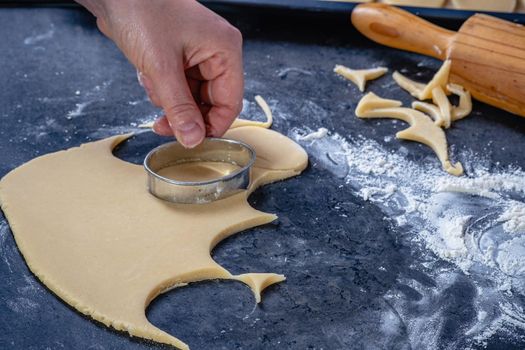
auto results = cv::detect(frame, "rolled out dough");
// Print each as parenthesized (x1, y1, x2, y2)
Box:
(0, 125, 308, 349)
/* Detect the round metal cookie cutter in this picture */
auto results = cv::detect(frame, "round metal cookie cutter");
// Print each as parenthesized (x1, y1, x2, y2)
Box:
(144, 138, 256, 204)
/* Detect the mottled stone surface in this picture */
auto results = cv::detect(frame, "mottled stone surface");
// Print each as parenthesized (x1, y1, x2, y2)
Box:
(0, 5, 524, 350)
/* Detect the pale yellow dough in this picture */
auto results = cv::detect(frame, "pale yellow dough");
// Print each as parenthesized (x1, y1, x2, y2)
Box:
(392, 60, 473, 126)
(431, 86, 452, 128)
(356, 92, 463, 176)
(334, 64, 388, 92)
(0, 125, 308, 349)
(447, 83, 472, 121)
(231, 95, 274, 128)
(412, 101, 442, 123)
(393, 60, 451, 101)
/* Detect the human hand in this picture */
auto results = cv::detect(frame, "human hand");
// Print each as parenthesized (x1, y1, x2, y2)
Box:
(77, 0, 244, 148)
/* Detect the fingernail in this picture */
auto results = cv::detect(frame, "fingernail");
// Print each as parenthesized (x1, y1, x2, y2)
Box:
(177, 122, 203, 148)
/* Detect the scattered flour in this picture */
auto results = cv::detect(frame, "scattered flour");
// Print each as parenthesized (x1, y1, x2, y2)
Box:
(298, 127, 328, 142)
(0, 221, 13, 273)
(499, 201, 525, 234)
(291, 127, 525, 349)
(6, 297, 39, 313)
(276, 67, 313, 79)
(66, 101, 93, 119)
(23, 27, 55, 45)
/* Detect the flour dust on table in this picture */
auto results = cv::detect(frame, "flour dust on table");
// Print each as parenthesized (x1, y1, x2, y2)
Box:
(292, 126, 525, 349)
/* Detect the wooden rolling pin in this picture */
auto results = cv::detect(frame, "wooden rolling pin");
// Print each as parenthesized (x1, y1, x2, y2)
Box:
(351, 3, 525, 118)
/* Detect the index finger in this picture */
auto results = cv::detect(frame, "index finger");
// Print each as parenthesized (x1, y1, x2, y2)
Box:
(199, 53, 244, 137)
(204, 70, 244, 137)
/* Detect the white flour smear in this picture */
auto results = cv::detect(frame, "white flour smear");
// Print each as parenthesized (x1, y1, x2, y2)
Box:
(0, 222, 13, 274)
(23, 27, 55, 45)
(291, 127, 525, 349)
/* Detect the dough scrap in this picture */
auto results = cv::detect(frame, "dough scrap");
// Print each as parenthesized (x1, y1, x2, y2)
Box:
(393, 60, 474, 126)
(0, 126, 308, 349)
(447, 83, 472, 121)
(393, 60, 451, 100)
(412, 101, 442, 123)
(431, 86, 452, 128)
(356, 92, 463, 176)
(334, 64, 388, 92)
(231, 95, 273, 129)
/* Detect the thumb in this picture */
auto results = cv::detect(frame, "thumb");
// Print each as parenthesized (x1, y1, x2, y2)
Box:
(150, 66, 205, 148)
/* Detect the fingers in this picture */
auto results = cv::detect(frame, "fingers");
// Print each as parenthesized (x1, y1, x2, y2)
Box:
(202, 64, 244, 137)
(149, 64, 206, 148)
(152, 116, 172, 136)
(153, 103, 212, 135)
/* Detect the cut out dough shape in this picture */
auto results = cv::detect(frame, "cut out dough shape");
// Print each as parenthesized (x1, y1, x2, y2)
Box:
(412, 101, 442, 123)
(412, 85, 472, 125)
(0, 126, 308, 349)
(394, 61, 472, 127)
(431, 86, 452, 128)
(393, 60, 451, 100)
(231, 95, 273, 129)
(356, 92, 463, 176)
(334, 64, 388, 92)
(447, 83, 472, 121)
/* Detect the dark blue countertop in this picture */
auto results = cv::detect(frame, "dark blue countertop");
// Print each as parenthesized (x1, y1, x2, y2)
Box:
(1, 5, 525, 350)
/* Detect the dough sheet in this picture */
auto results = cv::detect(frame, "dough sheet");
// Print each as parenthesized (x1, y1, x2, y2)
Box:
(0, 124, 308, 349)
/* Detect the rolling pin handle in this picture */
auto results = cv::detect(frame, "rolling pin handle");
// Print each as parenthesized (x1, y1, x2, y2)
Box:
(351, 3, 453, 60)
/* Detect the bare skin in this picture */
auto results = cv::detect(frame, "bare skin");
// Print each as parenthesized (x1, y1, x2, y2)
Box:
(77, 0, 244, 148)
